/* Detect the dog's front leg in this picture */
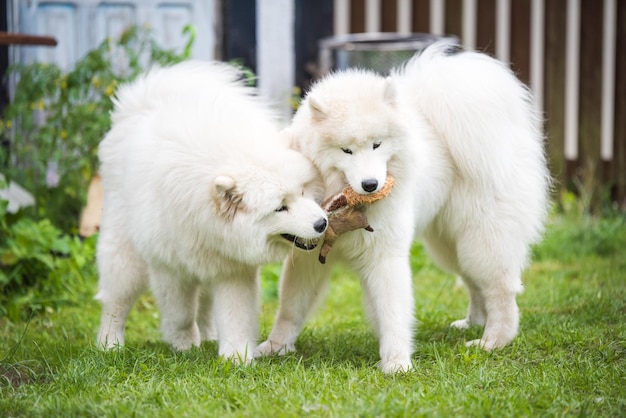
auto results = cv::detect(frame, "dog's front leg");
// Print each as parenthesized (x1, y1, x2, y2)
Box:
(213, 270, 259, 364)
(255, 250, 332, 357)
(359, 252, 415, 373)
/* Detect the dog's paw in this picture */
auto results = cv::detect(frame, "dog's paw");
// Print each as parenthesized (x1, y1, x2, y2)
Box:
(199, 325, 218, 342)
(170, 338, 201, 351)
(254, 340, 295, 357)
(465, 337, 507, 351)
(220, 349, 255, 365)
(380, 356, 414, 374)
(450, 318, 471, 329)
(166, 325, 201, 351)
(97, 336, 124, 350)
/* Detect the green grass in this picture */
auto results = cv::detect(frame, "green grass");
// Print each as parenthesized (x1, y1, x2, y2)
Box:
(1, 212, 625, 417)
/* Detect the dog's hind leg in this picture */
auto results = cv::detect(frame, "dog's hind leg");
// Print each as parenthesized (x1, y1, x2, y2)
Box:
(450, 217, 527, 350)
(451, 249, 522, 350)
(150, 268, 201, 352)
(255, 251, 332, 357)
(450, 279, 487, 329)
(96, 233, 148, 349)
(197, 284, 217, 341)
(451, 274, 520, 349)
(465, 275, 520, 350)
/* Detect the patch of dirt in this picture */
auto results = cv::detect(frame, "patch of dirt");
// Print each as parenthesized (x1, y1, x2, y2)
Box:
(0, 364, 34, 387)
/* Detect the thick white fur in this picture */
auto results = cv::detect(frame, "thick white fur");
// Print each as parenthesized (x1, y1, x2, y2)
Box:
(95, 61, 328, 363)
(256, 42, 550, 373)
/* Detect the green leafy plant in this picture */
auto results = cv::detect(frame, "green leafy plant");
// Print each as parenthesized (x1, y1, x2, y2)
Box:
(0, 25, 195, 320)
(0, 194, 98, 320)
(0, 25, 195, 232)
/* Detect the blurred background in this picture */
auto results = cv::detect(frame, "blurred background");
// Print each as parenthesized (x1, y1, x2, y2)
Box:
(1, 0, 624, 207)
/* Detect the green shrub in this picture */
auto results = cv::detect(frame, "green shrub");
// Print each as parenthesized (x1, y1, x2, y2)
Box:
(0, 25, 194, 232)
(0, 26, 195, 320)
(0, 194, 98, 321)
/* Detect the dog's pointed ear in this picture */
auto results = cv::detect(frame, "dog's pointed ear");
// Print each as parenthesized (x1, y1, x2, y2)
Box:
(308, 96, 326, 122)
(212, 175, 244, 221)
(383, 78, 396, 106)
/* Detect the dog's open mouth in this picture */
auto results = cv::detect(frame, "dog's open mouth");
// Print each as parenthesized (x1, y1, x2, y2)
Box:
(281, 234, 318, 251)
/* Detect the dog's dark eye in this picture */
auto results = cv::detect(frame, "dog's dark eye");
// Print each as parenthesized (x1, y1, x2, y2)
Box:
(275, 205, 288, 212)
(373, 142, 381, 150)
(341, 148, 353, 154)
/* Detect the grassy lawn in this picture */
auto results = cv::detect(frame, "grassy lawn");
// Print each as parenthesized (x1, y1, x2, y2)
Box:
(1, 211, 625, 417)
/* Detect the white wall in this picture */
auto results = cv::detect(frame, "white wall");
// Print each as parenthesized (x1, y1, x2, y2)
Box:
(8, 0, 215, 71)
(256, 0, 295, 123)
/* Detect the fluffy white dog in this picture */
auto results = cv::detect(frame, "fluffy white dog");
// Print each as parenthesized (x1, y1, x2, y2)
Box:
(256, 42, 551, 372)
(96, 61, 328, 363)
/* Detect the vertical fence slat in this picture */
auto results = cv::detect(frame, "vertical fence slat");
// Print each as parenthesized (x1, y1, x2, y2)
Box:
(429, 0, 445, 35)
(564, 0, 580, 161)
(615, 0, 626, 205)
(397, 0, 412, 34)
(543, 0, 567, 183)
(334, 0, 350, 35)
(462, 0, 477, 50)
(601, 0, 616, 161)
(496, 0, 511, 63)
(530, 0, 544, 111)
(365, 0, 381, 32)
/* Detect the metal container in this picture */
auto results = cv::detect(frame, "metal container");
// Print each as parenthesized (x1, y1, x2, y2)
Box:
(319, 32, 459, 75)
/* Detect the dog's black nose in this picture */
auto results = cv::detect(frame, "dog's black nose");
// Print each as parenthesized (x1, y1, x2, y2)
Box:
(361, 179, 378, 193)
(314, 218, 327, 233)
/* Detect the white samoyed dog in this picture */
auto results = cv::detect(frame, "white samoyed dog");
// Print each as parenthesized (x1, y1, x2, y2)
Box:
(95, 61, 328, 363)
(256, 42, 551, 372)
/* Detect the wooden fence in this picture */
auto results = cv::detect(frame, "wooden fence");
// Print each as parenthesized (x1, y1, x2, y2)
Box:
(332, 0, 625, 207)
(5, 0, 624, 207)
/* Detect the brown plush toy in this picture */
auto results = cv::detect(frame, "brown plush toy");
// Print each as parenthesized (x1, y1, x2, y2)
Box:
(318, 176, 395, 264)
